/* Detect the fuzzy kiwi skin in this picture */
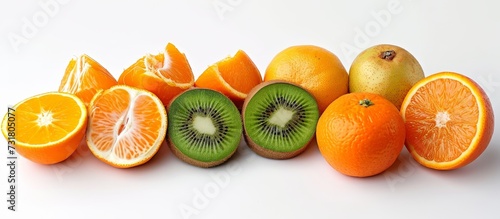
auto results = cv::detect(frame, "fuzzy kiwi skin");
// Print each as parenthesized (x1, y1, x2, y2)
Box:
(167, 88, 241, 168)
(243, 134, 312, 160)
(242, 80, 317, 160)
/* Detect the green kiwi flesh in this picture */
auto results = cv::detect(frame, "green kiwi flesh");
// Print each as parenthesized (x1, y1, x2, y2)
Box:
(168, 88, 242, 168)
(242, 81, 319, 159)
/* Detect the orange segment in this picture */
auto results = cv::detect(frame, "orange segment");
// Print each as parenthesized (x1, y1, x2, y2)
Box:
(118, 43, 195, 106)
(86, 85, 167, 168)
(58, 54, 117, 107)
(401, 72, 494, 170)
(195, 50, 262, 109)
(1, 92, 87, 164)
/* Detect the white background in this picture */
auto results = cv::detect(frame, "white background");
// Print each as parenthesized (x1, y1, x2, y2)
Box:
(1, 0, 500, 218)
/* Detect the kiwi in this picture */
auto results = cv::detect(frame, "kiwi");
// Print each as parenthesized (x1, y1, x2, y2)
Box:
(242, 81, 319, 159)
(167, 88, 242, 168)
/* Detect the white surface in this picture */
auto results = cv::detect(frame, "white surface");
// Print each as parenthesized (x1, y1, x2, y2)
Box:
(1, 0, 500, 218)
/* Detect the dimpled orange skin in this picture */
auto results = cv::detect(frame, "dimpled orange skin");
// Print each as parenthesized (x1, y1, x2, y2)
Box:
(264, 45, 348, 113)
(316, 92, 406, 177)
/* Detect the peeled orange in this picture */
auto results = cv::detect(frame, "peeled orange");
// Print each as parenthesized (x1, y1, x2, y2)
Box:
(86, 85, 167, 168)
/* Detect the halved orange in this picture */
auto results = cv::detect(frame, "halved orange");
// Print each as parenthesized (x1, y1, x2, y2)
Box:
(401, 72, 494, 170)
(195, 50, 262, 109)
(1, 92, 87, 164)
(86, 85, 167, 168)
(118, 43, 195, 106)
(58, 54, 117, 107)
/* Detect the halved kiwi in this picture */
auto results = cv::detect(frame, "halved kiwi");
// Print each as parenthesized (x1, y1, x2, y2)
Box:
(167, 88, 242, 168)
(242, 80, 319, 159)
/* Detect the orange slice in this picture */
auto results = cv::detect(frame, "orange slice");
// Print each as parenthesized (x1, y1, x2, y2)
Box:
(1, 92, 87, 164)
(86, 85, 167, 168)
(118, 43, 195, 106)
(195, 50, 262, 109)
(400, 72, 494, 170)
(58, 54, 117, 107)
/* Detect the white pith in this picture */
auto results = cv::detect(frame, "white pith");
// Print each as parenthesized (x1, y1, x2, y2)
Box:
(144, 51, 171, 77)
(60, 55, 90, 93)
(37, 110, 54, 127)
(434, 111, 451, 128)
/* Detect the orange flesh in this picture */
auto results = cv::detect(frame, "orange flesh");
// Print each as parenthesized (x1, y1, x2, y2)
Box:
(59, 55, 117, 106)
(118, 43, 194, 106)
(217, 50, 262, 94)
(16, 94, 83, 145)
(160, 43, 194, 84)
(139, 44, 193, 85)
(88, 89, 164, 160)
(405, 78, 479, 162)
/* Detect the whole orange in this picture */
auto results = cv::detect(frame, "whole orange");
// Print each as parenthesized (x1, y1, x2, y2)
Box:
(316, 92, 405, 177)
(264, 45, 348, 113)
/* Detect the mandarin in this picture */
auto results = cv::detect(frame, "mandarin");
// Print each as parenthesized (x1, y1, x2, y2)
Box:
(316, 92, 405, 177)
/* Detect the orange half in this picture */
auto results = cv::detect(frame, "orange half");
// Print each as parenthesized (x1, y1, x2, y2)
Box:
(86, 85, 167, 168)
(195, 50, 262, 109)
(118, 43, 194, 106)
(1, 92, 87, 164)
(400, 72, 494, 170)
(58, 54, 117, 107)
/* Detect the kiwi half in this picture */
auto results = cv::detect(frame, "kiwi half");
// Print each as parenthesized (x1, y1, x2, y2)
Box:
(242, 81, 319, 159)
(167, 88, 242, 168)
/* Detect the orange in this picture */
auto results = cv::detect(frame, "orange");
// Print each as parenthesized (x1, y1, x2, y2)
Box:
(58, 54, 117, 107)
(86, 85, 167, 168)
(400, 72, 494, 170)
(195, 50, 262, 109)
(1, 92, 87, 164)
(118, 43, 195, 106)
(316, 92, 405, 177)
(264, 45, 348, 113)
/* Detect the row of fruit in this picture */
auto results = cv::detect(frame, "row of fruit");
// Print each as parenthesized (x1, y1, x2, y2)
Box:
(2, 43, 494, 177)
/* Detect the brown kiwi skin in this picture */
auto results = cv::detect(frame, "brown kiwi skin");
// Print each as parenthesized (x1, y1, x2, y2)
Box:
(242, 80, 315, 160)
(168, 137, 237, 168)
(167, 87, 240, 168)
